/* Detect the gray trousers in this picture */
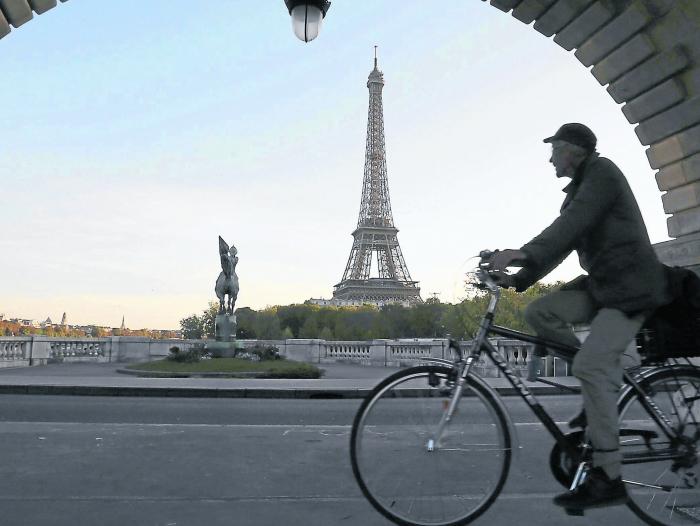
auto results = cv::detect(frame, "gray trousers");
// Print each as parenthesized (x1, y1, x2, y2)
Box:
(524, 290, 645, 479)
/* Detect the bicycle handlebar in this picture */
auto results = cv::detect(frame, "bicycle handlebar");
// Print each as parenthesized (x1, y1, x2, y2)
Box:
(475, 250, 502, 293)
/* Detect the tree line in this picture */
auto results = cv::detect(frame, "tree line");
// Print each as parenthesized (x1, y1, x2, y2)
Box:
(179, 282, 561, 341)
(0, 321, 179, 339)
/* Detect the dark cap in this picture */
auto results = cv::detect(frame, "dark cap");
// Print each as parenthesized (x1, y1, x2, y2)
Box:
(543, 123, 597, 152)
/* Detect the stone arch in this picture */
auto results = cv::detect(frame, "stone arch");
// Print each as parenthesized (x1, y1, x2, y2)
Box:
(4, 0, 700, 269)
(485, 0, 700, 270)
(0, 0, 66, 36)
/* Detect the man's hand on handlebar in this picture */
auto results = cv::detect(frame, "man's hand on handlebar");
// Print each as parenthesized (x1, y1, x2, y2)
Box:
(478, 249, 527, 290)
(489, 270, 516, 289)
(485, 249, 528, 272)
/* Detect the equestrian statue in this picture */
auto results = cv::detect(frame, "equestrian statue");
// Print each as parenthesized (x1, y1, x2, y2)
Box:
(215, 236, 239, 315)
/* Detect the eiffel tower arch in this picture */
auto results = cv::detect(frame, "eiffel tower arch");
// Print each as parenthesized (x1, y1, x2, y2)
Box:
(332, 50, 422, 306)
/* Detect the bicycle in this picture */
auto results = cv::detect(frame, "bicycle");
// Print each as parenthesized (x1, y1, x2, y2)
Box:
(350, 252, 700, 526)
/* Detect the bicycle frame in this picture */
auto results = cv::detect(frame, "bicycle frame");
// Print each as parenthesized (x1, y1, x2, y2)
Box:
(432, 265, 690, 467)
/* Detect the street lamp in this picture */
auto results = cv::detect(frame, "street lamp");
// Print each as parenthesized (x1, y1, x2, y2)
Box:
(284, 1, 331, 43)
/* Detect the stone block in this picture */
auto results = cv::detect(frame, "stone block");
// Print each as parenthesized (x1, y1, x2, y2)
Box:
(656, 152, 700, 190)
(648, 5, 700, 52)
(111, 336, 151, 363)
(27, 0, 55, 14)
(655, 232, 700, 268)
(285, 339, 322, 363)
(554, 0, 616, 50)
(662, 181, 700, 213)
(636, 95, 700, 145)
(0, 9, 9, 39)
(668, 206, 700, 237)
(649, 0, 677, 14)
(575, 0, 652, 67)
(591, 33, 654, 85)
(207, 341, 238, 358)
(0, 0, 32, 27)
(681, 69, 700, 99)
(677, 37, 700, 68)
(512, 0, 557, 25)
(533, 0, 594, 38)
(490, 0, 523, 12)
(647, 123, 700, 169)
(608, 46, 689, 103)
(622, 78, 685, 124)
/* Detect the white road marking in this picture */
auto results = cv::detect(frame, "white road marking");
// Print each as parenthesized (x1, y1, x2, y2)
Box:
(0, 420, 654, 428)
(0, 493, 563, 502)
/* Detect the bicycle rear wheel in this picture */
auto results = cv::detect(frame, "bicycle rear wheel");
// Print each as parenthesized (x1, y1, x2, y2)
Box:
(618, 366, 700, 526)
(350, 365, 512, 526)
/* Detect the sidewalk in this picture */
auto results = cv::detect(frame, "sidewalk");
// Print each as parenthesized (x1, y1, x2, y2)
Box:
(0, 362, 580, 398)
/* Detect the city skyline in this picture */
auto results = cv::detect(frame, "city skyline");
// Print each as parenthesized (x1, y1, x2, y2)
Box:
(1, 1, 671, 329)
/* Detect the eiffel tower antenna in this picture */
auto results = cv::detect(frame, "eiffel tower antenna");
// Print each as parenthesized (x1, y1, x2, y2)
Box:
(332, 50, 422, 306)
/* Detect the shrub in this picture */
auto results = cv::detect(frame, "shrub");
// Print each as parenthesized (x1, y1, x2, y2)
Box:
(237, 344, 283, 362)
(167, 344, 211, 363)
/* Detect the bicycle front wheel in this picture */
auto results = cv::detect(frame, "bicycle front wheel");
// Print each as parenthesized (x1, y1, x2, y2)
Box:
(350, 365, 512, 526)
(618, 366, 700, 526)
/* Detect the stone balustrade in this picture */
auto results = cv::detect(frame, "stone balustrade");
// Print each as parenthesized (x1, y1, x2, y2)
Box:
(0, 339, 29, 367)
(387, 341, 440, 363)
(49, 340, 106, 361)
(322, 341, 372, 362)
(0, 335, 575, 376)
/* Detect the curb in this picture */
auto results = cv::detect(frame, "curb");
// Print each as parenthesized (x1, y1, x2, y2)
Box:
(0, 383, 580, 399)
(117, 368, 273, 379)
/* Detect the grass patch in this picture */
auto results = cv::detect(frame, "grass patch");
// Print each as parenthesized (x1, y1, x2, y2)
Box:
(126, 358, 322, 378)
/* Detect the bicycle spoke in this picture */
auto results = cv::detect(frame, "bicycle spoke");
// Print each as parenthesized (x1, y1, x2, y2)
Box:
(351, 366, 510, 526)
(620, 368, 700, 526)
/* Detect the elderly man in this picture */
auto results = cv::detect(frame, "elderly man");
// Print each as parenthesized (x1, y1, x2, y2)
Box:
(489, 123, 669, 511)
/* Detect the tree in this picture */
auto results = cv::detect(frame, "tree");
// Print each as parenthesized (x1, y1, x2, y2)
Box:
(235, 307, 257, 339)
(319, 326, 333, 341)
(178, 281, 563, 343)
(202, 302, 219, 339)
(256, 309, 283, 339)
(180, 315, 204, 339)
(299, 316, 319, 338)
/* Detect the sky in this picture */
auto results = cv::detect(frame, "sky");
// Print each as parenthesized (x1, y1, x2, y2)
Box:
(0, 1, 671, 330)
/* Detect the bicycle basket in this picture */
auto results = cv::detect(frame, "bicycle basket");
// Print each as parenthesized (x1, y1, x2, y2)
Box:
(637, 315, 700, 364)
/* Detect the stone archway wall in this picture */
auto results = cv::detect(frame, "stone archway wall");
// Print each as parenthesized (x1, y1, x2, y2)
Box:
(485, 0, 700, 271)
(0, 0, 67, 38)
(3, 0, 700, 269)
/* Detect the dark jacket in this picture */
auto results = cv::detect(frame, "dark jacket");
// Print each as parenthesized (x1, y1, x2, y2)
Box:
(514, 152, 669, 314)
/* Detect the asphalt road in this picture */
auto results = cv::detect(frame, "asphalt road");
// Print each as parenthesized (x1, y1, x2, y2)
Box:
(0, 395, 647, 526)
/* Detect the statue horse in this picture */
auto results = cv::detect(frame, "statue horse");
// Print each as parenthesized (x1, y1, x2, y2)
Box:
(215, 236, 239, 315)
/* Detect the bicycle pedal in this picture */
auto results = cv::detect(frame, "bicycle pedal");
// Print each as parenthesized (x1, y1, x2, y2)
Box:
(565, 508, 584, 517)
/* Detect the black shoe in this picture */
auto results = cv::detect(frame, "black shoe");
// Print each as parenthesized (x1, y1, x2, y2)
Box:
(568, 409, 587, 429)
(553, 467, 628, 510)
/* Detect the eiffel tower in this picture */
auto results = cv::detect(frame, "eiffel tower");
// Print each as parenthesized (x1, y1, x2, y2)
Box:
(332, 50, 422, 306)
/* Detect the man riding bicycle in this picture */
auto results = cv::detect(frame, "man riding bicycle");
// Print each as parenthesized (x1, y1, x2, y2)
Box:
(487, 123, 671, 511)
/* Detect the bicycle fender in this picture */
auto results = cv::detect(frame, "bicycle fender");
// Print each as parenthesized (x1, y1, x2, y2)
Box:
(618, 364, 700, 406)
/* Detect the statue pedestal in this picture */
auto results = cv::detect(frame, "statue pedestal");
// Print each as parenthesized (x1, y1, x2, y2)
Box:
(215, 314, 237, 341)
(207, 340, 240, 358)
(210, 314, 238, 358)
